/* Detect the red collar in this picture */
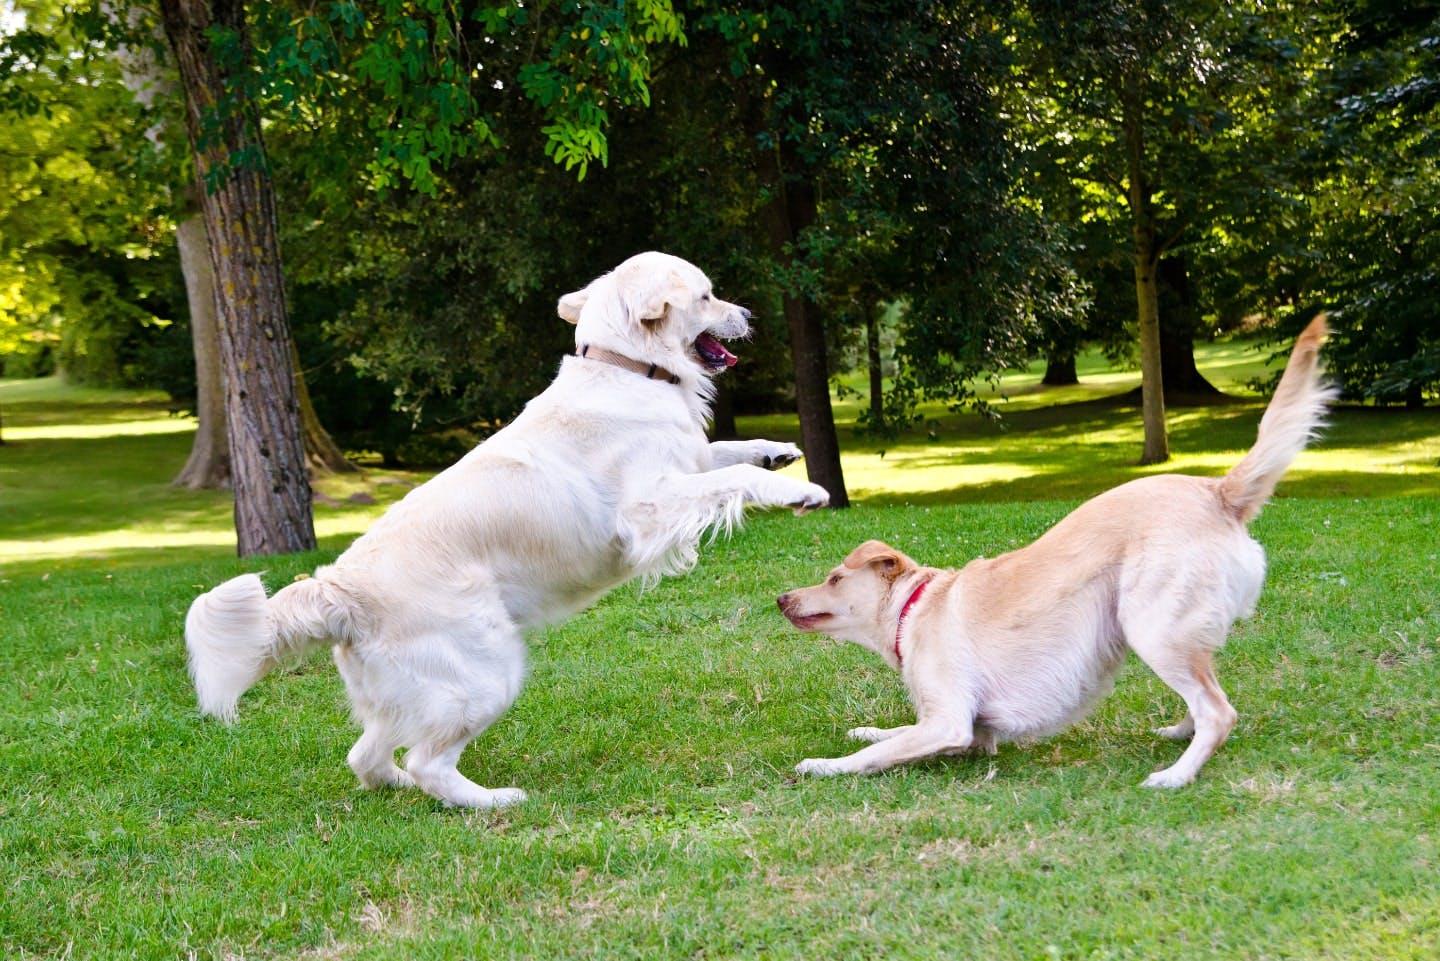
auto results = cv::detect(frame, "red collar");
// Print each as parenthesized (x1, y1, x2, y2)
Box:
(894, 579, 930, 666)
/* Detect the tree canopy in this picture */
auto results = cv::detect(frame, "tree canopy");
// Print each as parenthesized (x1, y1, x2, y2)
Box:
(2, 0, 1435, 501)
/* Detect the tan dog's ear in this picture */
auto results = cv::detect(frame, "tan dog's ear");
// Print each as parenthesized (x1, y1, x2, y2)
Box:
(557, 286, 589, 324)
(843, 540, 912, 579)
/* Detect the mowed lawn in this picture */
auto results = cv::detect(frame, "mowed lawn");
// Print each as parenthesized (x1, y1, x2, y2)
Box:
(1, 345, 1437, 960)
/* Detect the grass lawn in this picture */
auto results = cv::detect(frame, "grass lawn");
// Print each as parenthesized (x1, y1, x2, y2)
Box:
(1, 345, 1438, 960)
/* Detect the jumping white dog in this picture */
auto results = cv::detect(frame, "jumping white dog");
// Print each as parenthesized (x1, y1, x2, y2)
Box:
(778, 316, 1334, 788)
(186, 252, 829, 808)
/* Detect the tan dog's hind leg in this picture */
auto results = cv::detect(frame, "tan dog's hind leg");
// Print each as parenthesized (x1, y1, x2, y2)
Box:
(1134, 646, 1238, 789)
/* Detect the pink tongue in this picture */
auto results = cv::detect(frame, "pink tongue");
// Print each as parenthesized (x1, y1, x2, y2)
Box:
(698, 333, 739, 367)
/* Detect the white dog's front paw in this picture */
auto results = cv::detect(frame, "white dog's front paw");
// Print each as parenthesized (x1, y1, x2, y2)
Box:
(796, 757, 846, 777)
(847, 727, 888, 743)
(789, 483, 830, 515)
(759, 442, 803, 471)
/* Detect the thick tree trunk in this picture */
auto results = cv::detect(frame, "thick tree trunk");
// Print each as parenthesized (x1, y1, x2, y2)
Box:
(159, 0, 315, 556)
(757, 145, 849, 508)
(1042, 350, 1078, 386)
(1157, 254, 1221, 399)
(170, 212, 231, 488)
(290, 338, 359, 474)
(1123, 71, 1169, 465)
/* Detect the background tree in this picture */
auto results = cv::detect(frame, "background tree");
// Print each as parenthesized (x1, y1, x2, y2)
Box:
(1294, 2, 1440, 405)
(0, 0, 175, 441)
(1019, 0, 1327, 462)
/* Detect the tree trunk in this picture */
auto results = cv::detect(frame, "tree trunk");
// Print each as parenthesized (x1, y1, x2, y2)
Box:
(170, 212, 231, 488)
(1042, 350, 1078, 386)
(159, 0, 315, 556)
(866, 302, 885, 430)
(1157, 254, 1220, 399)
(1122, 70, 1169, 465)
(290, 337, 359, 474)
(709, 383, 737, 440)
(757, 144, 849, 508)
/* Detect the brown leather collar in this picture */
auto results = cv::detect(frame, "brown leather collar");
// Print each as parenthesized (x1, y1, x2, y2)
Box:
(577, 344, 681, 385)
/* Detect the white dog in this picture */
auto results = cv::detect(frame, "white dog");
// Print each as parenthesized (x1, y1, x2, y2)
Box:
(778, 316, 1334, 788)
(186, 252, 829, 808)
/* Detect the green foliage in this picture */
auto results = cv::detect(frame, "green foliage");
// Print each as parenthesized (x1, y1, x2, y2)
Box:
(0, 2, 179, 385)
(239, 0, 685, 195)
(1297, 9, 1440, 405)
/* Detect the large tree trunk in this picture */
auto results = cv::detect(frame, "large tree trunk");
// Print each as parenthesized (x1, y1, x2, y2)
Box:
(1122, 71, 1169, 465)
(159, 0, 315, 556)
(1042, 349, 1078, 386)
(757, 146, 849, 508)
(290, 337, 359, 474)
(1157, 253, 1221, 399)
(170, 211, 231, 488)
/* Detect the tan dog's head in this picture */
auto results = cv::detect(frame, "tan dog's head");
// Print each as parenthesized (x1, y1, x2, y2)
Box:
(777, 540, 919, 653)
(557, 252, 750, 378)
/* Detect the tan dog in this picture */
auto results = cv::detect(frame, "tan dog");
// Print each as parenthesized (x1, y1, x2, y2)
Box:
(778, 317, 1334, 788)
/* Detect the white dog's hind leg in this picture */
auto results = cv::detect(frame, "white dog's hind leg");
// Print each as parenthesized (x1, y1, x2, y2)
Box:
(347, 726, 414, 789)
(335, 646, 413, 789)
(405, 737, 527, 809)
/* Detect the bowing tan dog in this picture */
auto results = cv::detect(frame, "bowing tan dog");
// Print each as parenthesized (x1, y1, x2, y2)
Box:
(778, 316, 1334, 788)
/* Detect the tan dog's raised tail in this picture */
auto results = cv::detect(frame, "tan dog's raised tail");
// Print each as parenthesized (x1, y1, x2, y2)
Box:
(778, 316, 1334, 788)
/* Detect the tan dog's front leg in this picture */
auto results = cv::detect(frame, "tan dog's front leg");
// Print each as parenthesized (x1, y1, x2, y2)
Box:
(797, 719, 974, 776)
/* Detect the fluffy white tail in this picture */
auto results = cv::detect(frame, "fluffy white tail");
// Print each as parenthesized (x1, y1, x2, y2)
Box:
(1219, 315, 1338, 524)
(184, 573, 350, 722)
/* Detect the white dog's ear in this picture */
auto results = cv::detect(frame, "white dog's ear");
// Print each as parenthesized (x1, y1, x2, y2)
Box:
(557, 286, 589, 324)
(629, 271, 691, 326)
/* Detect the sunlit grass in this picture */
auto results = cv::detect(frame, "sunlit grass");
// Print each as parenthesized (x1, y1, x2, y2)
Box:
(1, 364, 1437, 960)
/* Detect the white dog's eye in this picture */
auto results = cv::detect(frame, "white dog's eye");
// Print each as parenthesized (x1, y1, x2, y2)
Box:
(701, 293, 712, 301)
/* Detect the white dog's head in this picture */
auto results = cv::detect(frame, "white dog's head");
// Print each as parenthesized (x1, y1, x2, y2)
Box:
(557, 252, 751, 380)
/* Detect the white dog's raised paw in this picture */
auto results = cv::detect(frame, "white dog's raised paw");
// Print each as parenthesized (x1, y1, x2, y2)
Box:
(789, 484, 830, 515)
(796, 757, 844, 777)
(760, 443, 803, 471)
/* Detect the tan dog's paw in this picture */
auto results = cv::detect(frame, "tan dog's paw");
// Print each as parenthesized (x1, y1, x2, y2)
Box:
(846, 727, 889, 743)
(795, 757, 845, 777)
(1141, 769, 1193, 790)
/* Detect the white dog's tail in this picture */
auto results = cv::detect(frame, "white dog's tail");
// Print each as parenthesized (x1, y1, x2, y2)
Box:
(1219, 315, 1338, 524)
(184, 573, 353, 722)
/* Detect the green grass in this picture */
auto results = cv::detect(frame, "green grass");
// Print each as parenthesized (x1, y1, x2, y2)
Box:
(1, 354, 1438, 960)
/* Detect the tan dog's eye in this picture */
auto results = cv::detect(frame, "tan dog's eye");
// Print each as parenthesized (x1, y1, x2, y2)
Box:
(827, 574, 841, 587)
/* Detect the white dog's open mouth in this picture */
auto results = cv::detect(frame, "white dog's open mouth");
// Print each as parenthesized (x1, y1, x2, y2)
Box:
(694, 333, 739, 372)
